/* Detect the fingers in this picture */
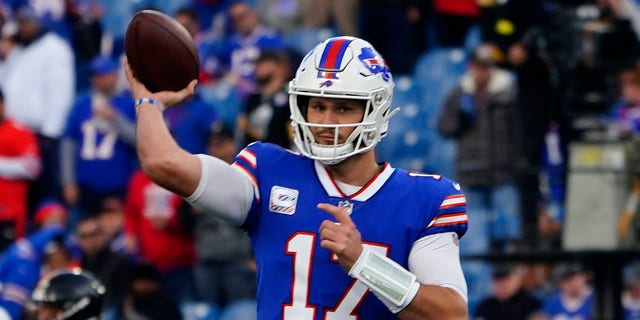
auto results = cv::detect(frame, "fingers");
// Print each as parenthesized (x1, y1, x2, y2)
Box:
(317, 203, 355, 228)
(318, 222, 346, 254)
(318, 215, 363, 272)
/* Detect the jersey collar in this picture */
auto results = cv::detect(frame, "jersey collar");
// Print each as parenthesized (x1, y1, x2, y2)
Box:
(314, 161, 395, 201)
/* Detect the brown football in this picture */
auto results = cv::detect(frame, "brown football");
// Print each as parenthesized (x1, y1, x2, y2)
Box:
(124, 10, 200, 92)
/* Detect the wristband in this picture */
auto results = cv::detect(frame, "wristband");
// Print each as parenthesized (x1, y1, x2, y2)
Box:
(134, 98, 165, 112)
(348, 247, 419, 313)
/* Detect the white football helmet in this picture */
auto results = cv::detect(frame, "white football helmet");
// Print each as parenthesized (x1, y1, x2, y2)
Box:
(289, 36, 399, 165)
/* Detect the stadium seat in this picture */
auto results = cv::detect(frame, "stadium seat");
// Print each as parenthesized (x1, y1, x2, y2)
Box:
(412, 48, 467, 178)
(377, 75, 431, 172)
(198, 81, 242, 130)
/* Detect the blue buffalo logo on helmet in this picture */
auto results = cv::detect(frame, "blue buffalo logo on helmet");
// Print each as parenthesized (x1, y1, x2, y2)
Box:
(319, 80, 333, 88)
(358, 47, 390, 82)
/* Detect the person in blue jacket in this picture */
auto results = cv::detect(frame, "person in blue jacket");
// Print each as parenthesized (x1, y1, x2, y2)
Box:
(0, 225, 65, 319)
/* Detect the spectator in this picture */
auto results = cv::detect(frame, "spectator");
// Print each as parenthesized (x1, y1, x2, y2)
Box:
(40, 236, 76, 278)
(0, 225, 65, 320)
(1, 5, 75, 208)
(95, 197, 129, 255)
(542, 264, 594, 319)
(65, 0, 106, 92)
(163, 92, 218, 155)
(474, 264, 542, 320)
(609, 66, 640, 138)
(74, 215, 133, 310)
(623, 263, 640, 320)
(0, 20, 21, 88)
(60, 55, 136, 218)
(507, 32, 554, 248)
(0, 88, 40, 252)
(359, 0, 427, 74)
(257, 0, 303, 35)
(299, 0, 358, 36)
(188, 123, 257, 320)
(237, 49, 293, 148)
(207, 122, 237, 164)
(174, 5, 225, 85)
(32, 200, 68, 230)
(223, 1, 286, 98)
(113, 262, 183, 320)
(437, 43, 523, 313)
(124, 170, 197, 306)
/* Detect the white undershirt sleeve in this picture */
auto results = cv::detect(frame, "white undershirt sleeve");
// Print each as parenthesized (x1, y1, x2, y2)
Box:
(185, 154, 255, 226)
(408, 232, 468, 302)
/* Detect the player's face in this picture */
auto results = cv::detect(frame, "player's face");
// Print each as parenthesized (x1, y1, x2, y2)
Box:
(36, 304, 63, 320)
(306, 97, 365, 145)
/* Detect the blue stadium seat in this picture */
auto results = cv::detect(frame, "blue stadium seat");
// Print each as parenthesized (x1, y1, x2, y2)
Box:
(412, 48, 467, 178)
(198, 81, 242, 130)
(377, 75, 431, 172)
(284, 28, 338, 56)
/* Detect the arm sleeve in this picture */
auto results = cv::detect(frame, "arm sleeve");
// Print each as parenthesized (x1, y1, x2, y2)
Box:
(185, 154, 255, 226)
(408, 232, 468, 302)
(112, 112, 136, 147)
(0, 156, 40, 179)
(59, 138, 77, 184)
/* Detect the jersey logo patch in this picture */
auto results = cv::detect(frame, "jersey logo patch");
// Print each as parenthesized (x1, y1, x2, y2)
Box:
(269, 186, 299, 215)
(338, 200, 353, 215)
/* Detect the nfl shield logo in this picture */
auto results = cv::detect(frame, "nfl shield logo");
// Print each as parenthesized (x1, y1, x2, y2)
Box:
(338, 200, 353, 215)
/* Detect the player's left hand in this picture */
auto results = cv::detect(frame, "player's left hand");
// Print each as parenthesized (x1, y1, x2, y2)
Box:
(318, 203, 363, 272)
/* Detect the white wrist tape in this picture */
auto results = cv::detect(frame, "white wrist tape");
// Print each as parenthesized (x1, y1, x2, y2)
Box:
(348, 248, 419, 313)
(134, 98, 165, 112)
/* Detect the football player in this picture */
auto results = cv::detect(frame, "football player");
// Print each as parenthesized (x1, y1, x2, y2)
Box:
(127, 36, 469, 319)
(31, 269, 105, 320)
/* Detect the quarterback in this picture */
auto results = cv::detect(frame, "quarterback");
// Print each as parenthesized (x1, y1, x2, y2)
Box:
(127, 36, 469, 319)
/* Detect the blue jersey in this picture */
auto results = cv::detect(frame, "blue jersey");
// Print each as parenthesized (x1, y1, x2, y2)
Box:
(543, 291, 594, 320)
(164, 95, 218, 155)
(63, 91, 137, 192)
(233, 142, 468, 320)
(0, 226, 64, 319)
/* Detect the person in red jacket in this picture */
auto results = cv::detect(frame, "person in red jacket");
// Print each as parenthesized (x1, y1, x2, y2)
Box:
(124, 169, 196, 305)
(0, 89, 40, 252)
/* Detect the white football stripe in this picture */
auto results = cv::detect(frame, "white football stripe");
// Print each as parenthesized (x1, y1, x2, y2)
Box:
(439, 196, 466, 208)
(237, 149, 257, 168)
(428, 213, 468, 228)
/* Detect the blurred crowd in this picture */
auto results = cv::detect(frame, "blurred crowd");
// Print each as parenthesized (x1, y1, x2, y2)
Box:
(2, 0, 640, 319)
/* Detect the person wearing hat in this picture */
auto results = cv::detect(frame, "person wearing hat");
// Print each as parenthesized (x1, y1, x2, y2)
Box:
(542, 263, 594, 319)
(474, 264, 542, 320)
(111, 263, 183, 320)
(0, 224, 66, 320)
(2, 5, 75, 212)
(237, 49, 294, 149)
(60, 55, 137, 219)
(438, 42, 522, 313)
(0, 88, 40, 252)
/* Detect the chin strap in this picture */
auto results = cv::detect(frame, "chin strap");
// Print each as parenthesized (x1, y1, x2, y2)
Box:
(348, 247, 420, 313)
